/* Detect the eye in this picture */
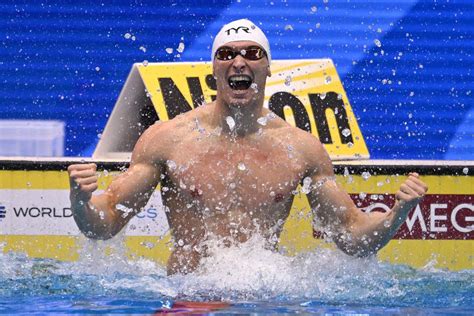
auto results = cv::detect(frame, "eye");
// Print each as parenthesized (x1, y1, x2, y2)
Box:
(245, 48, 265, 60)
(216, 48, 235, 60)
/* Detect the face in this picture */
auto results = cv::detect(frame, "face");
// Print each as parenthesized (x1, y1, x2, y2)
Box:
(213, 41, 271, 109)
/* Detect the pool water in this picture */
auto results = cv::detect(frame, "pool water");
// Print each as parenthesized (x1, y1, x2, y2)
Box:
(1, 236, 473, 315)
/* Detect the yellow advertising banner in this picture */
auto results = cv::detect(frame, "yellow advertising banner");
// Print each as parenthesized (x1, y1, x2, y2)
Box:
(1, 162, 472, 271)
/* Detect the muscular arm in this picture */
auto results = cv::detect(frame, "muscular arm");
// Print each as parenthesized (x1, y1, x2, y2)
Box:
(304, 139, 427, 257)
(69, 127, 163, 239)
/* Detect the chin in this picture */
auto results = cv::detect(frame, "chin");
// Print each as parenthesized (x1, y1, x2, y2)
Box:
(229, 95, 255, 108)
(228, 100, 247, 109)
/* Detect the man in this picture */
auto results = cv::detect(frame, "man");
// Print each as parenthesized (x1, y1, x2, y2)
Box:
(68, 19, 428, 275)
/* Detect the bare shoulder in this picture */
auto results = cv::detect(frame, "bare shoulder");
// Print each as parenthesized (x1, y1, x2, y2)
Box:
(272, 122, 333, 176)
(131, 110, 194, 164)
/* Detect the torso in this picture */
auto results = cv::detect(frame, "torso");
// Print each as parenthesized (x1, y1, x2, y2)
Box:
(147, 105, 315, 273)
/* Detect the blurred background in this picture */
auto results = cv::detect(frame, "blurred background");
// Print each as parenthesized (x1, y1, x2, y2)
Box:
(0, 0, 472, 159)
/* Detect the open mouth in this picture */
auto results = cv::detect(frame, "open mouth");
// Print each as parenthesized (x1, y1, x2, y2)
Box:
(228, 75, 253, 90)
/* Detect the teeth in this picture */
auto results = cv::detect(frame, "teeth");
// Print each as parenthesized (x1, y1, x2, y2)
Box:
(229, 75, 251, 82)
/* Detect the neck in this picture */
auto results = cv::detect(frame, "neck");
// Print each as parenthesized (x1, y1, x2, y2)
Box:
(212, 96, 265, 137)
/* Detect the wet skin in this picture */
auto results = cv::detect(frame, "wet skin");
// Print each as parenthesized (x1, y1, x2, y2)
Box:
(159, 108, 309, 273)
(68, 41, 428, 275)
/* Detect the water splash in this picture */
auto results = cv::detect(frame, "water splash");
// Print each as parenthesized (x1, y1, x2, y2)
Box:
(177, 42, 185, 53)
(250, 83, 258, 92)
(226, 116, 235, 131)
(0, 235, 473, 311)
(257, 116, 267, 126)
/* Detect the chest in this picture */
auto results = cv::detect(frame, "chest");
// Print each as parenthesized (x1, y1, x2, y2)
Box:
(165, 137, 306, 205)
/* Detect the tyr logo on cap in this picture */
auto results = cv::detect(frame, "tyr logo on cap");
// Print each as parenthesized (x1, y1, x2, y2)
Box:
(225, 26, 250, 35)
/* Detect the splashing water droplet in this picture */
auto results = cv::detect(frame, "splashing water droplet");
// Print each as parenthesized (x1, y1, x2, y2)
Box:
(325, 76, 332, 84)
(374, 39, 382, 47)
(310, 6, 317, 13)
(267, 112, 277, 120)
(287, 144, 294, 158)
(341, 128, 351, 137)
(95, 66, 100, 71)
(250, 82, 258, 92)
(362, 171, 371, 180)
(462, 167, 469, 175)
(116, 204, 133, 218)
(285, 24, 294, 31)
(165, 47, 173, 54)
(257, 116, 267, 126)
(237, 162, 246, 171)
(226, 116, 235, 131)
(177, 42, 185, 53)
(166, 160, 177, 170)
(177, 239, 184, 247)
(337, 93, 343, 100)
(343, 167, 350, 177)
(359, 192, 367, 199)
(143, 241, 155, 249)
(301, 177, 313, 194)
(285, 76, 292, 86)
(139, 46, 146, 53)
(142, 60, 149, 66)
(124, 33, 132, 39)
(319, 93, 326, 100)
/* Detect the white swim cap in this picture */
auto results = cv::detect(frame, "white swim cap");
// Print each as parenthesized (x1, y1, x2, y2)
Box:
(211, 19, 271, 63)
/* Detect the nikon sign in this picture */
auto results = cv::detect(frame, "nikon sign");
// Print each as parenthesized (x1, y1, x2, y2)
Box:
(94, 60, 369, 160)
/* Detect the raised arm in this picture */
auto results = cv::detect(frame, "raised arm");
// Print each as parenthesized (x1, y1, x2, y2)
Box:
(304, 138, 428, 257)
(68, 127, 163, 239)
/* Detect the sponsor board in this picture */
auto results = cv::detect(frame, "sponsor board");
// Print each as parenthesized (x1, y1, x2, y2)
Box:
(0, 165, 472, 270)
(0, 189, 169, 236)
(353, 194, 473, 239)
(310, 194, 473, 240)
(94, 60, 369, 160)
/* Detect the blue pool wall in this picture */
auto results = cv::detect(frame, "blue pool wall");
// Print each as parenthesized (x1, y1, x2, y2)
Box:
(0, 0, 472, 159)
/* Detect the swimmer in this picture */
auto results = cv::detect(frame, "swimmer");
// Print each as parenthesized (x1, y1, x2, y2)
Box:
(68, 19, 428, 275)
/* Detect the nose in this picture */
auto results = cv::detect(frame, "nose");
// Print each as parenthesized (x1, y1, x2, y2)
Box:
(232, 54, 247, 73)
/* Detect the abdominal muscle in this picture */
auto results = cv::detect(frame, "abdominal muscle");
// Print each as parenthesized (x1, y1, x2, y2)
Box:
(163, 187, 292, 275)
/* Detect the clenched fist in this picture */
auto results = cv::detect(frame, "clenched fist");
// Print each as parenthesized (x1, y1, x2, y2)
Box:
(68, 163, 98, 204)
(395, 172, 428, 210)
